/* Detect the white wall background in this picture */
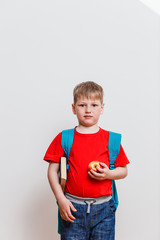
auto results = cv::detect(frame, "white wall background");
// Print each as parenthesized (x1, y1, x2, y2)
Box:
(140, 0, 160, 14)
(0, 1, 160, 239)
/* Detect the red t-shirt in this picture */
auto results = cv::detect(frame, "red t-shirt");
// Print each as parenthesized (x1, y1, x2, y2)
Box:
(43, 127, 129, 198)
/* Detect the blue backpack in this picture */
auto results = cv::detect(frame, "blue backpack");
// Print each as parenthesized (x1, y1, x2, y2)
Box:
(58, 128, 121, 234)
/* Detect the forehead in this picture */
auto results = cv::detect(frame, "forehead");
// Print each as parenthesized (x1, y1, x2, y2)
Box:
(77, 96, 101, 103)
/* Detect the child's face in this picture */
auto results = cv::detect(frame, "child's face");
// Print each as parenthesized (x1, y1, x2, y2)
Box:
(72, 96, 104, 127)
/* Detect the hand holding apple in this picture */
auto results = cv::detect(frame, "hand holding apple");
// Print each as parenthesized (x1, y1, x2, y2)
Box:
(88, 162, 112, 180)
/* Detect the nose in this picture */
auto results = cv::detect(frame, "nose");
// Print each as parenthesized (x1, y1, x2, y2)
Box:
(85, 105, 91, 113)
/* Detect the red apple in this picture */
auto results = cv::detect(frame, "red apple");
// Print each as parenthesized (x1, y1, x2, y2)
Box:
(88, 161, 101, 172)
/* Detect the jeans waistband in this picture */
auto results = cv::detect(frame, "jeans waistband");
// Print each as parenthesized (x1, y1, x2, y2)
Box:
(65, 193, 112, 213)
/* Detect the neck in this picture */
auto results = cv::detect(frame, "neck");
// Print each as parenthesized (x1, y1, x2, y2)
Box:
(76, 124, 100, 134)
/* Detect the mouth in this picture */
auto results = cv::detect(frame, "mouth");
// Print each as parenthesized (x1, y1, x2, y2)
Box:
(84, 115, 93, 119)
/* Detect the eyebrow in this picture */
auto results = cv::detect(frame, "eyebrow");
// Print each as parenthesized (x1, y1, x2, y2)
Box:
(78, 101, 99, 104)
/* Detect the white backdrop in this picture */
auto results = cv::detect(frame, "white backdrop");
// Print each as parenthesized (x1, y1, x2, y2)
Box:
(140, 0, 160, 14)
(0, 1, 160, 240)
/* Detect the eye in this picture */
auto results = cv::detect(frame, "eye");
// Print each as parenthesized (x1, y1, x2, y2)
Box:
(92, 104, 98, 107)
(79, 104, 85, 107)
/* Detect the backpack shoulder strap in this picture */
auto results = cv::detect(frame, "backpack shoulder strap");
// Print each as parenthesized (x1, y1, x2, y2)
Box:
(108, 131, 121, 169)
(61, 128, 75, 169)
(108, 131, 122, 209)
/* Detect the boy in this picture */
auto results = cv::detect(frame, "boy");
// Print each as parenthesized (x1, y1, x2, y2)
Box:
(43, 81, 129, 240)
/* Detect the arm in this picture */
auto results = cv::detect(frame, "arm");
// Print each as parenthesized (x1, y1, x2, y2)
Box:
(47, 162, 77, 222)
(88, 162, 128, 180)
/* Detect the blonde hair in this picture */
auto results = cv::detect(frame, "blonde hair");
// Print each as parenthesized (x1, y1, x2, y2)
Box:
(73, 81, 104, 104)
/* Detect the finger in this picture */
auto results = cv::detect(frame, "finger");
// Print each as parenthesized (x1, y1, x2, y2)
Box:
(70, 202, 77, 212)
(88, 170, 99, 177)
(96, 166, 104, 173)
(100, 162, 107, 168)
(88, 171, 102, 180)
(66, 208, 76, 222)
(90, 169, 103, 177)
(60, 208, 73, 221)
(61, 213, 67, 221)
(66, 203, 76, 221)
(61, 211, 75, 222)
(66, 215, 74, 222)
(67, 212, 76, 222)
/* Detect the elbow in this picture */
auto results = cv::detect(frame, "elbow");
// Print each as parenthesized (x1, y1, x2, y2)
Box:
(123, 166, 128, 179)
(47, 161, 59, 181)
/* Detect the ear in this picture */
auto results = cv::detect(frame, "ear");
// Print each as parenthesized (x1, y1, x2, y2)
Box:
(101, 103, 104, 114)
(72, 104, 76, 115)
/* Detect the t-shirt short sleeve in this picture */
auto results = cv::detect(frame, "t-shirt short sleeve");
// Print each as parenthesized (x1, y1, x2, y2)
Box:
(114, 145, 130, 167)
(43, 132, 65, 163)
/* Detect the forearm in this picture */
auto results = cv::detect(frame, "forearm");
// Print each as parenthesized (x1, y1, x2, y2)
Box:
(47, 162, 77, 222)
(47, 162, 65, 202)
(109, 166, 128, 180)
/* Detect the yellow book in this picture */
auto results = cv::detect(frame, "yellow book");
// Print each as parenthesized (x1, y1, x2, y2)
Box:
(60, 157, 67, 192)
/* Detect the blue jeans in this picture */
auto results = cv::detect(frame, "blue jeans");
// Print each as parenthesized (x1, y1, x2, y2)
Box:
(61, 198, 116, 240)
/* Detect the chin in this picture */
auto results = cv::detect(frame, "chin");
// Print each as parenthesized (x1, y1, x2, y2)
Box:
(80, 121, 97, 127)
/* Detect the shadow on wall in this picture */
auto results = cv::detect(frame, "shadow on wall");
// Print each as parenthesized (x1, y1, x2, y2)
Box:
(22, 183, 59, 240)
